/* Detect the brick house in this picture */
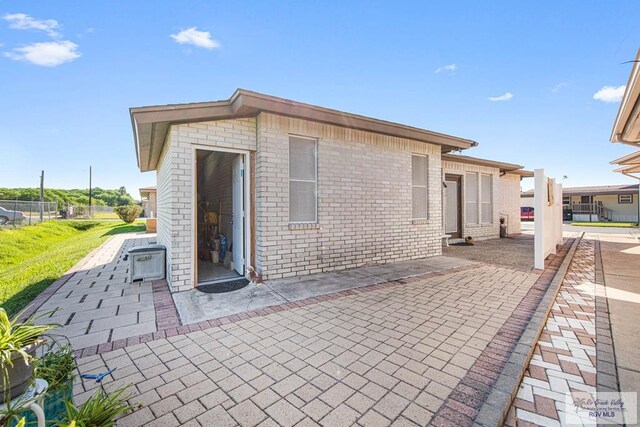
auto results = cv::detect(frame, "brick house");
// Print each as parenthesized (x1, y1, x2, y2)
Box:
(130, 89, 530, 292)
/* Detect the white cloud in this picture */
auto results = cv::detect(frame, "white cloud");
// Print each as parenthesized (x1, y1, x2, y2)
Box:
(435, 64, 457, 74)
(552, 82, 568, 93)
(593, 85, 626, 103)
(4, 40, 81, 66)
(3, 13, 60, 37)
(488, 92, 513, 102)
(170, 27, 220, 50)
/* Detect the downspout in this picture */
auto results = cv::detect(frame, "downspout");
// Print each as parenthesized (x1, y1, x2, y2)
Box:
(622, 171, 640, 225)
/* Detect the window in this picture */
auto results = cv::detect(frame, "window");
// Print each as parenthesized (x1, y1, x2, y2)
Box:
(619, 194, 633, 204)
(412, 155, 428, 219)
(289, 136, 317, 222)
(480, 174, 492, 223)
(562, 196, 570, 206)
(465, 173, 478, 224)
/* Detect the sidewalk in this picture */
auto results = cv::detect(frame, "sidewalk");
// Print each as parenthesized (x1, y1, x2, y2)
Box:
(506, 232, 640, 426)
(599, 233, 640, 417)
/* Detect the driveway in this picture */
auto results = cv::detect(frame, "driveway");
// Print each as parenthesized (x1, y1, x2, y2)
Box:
(74, 262, 547, 426)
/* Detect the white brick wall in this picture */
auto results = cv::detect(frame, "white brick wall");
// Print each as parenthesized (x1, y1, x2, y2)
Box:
(156, 113, 504, 290)
(156, 131, 175, 289)
(442, 160, 500, 240)
(156, 118, 257, 292)
(255, 113, 442, 280)
(498, 173, 522, 235)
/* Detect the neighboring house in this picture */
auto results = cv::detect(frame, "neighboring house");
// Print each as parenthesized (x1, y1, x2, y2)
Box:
(139, 186, 157, 218)
(139, 186, 157, 233)
(610, 48, 640, 223)
(130, 89, 531, 292)
(520, 185, 639, 222)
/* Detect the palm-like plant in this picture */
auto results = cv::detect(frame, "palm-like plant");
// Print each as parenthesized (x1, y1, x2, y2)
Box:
(0, 308, 56, 404)
(60, 387, 133, 427)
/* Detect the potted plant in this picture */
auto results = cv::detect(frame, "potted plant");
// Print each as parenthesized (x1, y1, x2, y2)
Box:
(499, 217, 507, 238)
(59, 386, 134, 427)
(16, 343, 77, 425)
(0, 309, 54, 404)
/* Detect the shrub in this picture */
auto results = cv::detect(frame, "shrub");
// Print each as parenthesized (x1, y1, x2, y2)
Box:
(113, 205, 142, 224)
(66, 222, 99, 231)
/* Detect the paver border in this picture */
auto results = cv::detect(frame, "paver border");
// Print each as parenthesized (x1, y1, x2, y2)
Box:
(431, 235, 581, 427)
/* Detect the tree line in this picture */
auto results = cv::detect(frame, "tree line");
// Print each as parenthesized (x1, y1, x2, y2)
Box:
(0, 187, 137, 207)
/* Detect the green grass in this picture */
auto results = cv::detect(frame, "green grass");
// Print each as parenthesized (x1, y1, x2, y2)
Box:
(570, 221, 638, 228)
(0, 220, 144, 317)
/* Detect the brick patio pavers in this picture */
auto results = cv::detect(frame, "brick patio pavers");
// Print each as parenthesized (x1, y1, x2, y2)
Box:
(505, 239, 598, 427)
(74, 264, 544, 426)
(31, 232, 162, 349)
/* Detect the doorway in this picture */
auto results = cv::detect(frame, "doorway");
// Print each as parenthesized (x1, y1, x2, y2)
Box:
(195, 149, 247, 285)
(444, 174, 462, 238)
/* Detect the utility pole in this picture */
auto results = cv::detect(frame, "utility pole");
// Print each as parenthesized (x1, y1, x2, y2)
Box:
(88, 166, 92, 218)
(39, 170, 44, 223)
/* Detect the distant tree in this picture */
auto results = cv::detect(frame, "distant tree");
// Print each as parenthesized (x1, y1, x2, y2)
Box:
(0, 187, 137, 207)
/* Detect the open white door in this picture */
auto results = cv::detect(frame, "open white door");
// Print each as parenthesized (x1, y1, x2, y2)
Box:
(232, 155, 245, 275)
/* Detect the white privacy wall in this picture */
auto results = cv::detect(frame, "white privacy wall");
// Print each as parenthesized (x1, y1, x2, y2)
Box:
(534, 169, 563, 269)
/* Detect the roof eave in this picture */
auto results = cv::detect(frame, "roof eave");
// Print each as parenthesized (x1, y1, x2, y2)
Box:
(130, 89, 478, 172)
(611, 149, 640, 165)
(441, 153, 525, 173)
(611, 48, 640, 145)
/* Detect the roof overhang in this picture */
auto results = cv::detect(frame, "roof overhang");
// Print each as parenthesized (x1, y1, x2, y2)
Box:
(614, 164, 640, 174)
(563, 187, 638, 196)
(611, 149, 640, 165)
(139, 186, 156, 199)
(131, 89, 478, 172)
(611, 49, 640, 146)
(508, 169, 534, 178)
(441, 153, 525, 173)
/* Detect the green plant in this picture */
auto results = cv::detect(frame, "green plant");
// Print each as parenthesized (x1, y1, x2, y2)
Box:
(34, 344, 76, 393)
(0, 308, 53, 369)
(66, 222, 99, 231)
(113, 205, 142, 224)
(0, 308, 56, 407)
(60, 386, 134, 427)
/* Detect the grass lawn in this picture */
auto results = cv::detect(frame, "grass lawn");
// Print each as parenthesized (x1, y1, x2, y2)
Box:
(0, 220, 144, 317)
(570, 221, 638, 228)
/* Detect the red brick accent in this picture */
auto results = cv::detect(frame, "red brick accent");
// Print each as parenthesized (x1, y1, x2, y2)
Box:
(434, 239, 574, 425)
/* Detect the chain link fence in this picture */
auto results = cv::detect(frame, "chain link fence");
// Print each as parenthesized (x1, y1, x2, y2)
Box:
(63, 205, 117, 219)
(0, 200, 59, 227)
(0, 201, 122, 228)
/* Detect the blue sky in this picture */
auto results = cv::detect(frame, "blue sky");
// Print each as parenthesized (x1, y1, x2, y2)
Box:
(0, 1, 638, 196)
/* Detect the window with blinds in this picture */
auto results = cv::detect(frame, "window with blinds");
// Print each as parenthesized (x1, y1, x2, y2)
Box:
(289, 136, 317, 223)
(480, 174, 492, 223)
(465, 173, 478, 224)
(412, 155, 428, 219)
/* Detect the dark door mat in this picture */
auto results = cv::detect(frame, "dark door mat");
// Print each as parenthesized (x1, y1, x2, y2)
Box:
(196, 278, 250, 293)
(450, 243, 474, 246)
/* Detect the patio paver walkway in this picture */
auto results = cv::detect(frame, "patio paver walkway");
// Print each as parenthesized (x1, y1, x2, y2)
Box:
(74, 262, 545, 426)
(32, 232, 162, 349)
